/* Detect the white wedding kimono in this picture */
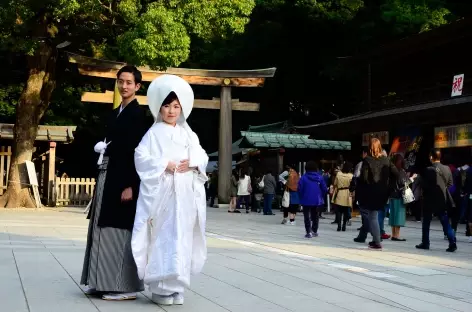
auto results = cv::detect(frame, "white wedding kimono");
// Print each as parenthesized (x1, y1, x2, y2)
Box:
(131, 75, 208, 296)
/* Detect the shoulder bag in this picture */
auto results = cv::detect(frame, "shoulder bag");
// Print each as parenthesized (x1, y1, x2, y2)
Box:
(435, 166, 455, 210)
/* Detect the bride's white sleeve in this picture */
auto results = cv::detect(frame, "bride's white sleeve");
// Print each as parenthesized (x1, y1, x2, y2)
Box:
(132, 129, 168, 280)
(188, 132, 209, 181)
(134, 129, 168, 184)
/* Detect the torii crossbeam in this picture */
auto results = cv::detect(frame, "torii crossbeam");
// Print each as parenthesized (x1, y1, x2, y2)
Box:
(67, 53, 276, 205)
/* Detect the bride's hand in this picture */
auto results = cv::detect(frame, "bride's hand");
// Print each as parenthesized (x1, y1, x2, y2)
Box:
(177, 159, 196, 173)
(166, 161, 177, 173)
(177, 160, 190, 173)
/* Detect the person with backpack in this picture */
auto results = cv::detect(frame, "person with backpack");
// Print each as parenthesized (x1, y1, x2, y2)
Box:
(298, 161, 328, 238)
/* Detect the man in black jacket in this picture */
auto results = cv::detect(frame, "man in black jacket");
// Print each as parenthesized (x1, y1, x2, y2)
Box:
(81, 66, 150, 300)
(416, 149, 457, 252)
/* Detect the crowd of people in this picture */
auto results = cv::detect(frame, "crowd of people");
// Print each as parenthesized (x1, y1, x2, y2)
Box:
(209, 137, 472, 252)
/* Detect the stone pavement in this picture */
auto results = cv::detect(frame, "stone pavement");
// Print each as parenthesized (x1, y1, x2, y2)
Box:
(0, 207, 471, 312)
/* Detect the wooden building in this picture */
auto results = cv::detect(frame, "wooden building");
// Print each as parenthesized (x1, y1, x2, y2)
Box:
(0, 123, 76, 206)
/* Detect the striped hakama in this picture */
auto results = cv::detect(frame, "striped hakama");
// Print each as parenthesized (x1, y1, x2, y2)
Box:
(81, 157, 143, 292)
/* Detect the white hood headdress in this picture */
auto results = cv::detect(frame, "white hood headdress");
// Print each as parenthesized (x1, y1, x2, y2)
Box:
(147, 74, 194, 124)
(147, 74, 203, 150)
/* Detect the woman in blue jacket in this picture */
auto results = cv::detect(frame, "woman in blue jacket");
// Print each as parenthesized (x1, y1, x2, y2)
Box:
(298, 161, 328, 238)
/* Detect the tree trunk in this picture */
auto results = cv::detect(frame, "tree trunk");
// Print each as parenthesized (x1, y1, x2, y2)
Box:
(0, 39, 57, 208)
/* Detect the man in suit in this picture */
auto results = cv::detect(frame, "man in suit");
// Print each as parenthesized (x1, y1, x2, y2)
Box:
(416, 149, 457, 252)
(81, 65, 150, 300)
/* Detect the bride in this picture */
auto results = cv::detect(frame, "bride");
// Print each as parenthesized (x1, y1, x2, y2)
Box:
(131, 75, 208, 306)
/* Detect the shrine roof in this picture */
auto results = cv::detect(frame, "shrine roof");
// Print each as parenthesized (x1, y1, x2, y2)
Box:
(208, 138, 245, 157)
(239, 131, 351, 150)
(296, 95, 472, 130)
(247, 121, 291, 133)
(0, 124, 76, 142)
(208, 121, 292, 157)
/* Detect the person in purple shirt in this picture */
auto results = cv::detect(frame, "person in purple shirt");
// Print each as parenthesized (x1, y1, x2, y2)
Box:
(298, 161, 328, 238)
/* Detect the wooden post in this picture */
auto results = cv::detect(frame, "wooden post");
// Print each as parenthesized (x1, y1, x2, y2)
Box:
(217, 86, 232, 205)
(48, 142, 56, 206)
(277, 150, 284, 174)
(113, 81, 121, 109)
(41, 154, 47, 201)
(0, 146, 4, 195)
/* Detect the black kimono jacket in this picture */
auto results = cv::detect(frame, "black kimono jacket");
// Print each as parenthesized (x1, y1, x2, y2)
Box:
(97, 99, 148, 230)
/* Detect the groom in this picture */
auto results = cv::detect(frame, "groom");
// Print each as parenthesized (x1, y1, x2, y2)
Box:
(81, 65, 150, 300)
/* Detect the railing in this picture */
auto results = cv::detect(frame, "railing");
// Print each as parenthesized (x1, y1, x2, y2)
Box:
(0, 146, 11, 195)
(55, 177, 95, 206)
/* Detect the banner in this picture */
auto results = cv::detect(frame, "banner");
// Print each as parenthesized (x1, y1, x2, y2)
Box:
(435, 123, 472, 148)
(389, 128, 423, 171)
(451, 74, 464, 97)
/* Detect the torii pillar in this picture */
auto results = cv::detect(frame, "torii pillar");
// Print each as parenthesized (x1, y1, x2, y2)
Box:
(218, 83, 232, 205)
(66, 53, 276, 205)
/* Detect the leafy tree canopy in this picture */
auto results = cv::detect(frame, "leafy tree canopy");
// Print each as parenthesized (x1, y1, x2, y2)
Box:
(381, 0, 451, 34)
(0, 0, 255, 67)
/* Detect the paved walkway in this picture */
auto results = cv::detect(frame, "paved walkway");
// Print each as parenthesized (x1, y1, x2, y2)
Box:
(0, 207, 471, 312)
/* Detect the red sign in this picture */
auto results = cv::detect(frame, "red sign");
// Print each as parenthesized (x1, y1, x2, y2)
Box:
(451, 74, 464, 97)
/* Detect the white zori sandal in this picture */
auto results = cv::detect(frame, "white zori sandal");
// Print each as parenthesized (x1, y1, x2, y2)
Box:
(102, 292, 137, 301)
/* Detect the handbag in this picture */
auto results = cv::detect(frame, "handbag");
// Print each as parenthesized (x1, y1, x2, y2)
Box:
(282, 190, 290, 208)
(402, 183, 415, 204)
(247, 177, 252, 193)
(258, 178, 265, 189)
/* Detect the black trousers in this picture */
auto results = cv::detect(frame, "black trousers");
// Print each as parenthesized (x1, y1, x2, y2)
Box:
(336, 205, 350, 227)
(357, 207, 370, 240)
(303, 206, 320, 234)
(407, 200, 422, 222)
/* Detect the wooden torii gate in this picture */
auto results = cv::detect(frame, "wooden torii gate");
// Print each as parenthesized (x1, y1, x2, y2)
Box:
(67, 53, 275, 204)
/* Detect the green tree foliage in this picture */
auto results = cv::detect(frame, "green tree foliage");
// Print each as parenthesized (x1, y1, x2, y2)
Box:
(295, 0, 364, 21)
(0, 84, 22, 123)
(115, 0, 255, 68)
(381, 0, 451, 34)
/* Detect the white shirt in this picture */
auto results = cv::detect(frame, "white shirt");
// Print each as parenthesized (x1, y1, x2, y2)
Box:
(354, 161, 363, 178)
(238, 175, 251, 196)
(279, 171, 289, 184)
(118, 104, 125, 116)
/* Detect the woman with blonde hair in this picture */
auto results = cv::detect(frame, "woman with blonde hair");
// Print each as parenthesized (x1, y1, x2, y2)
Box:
(354, 138, 399, 249)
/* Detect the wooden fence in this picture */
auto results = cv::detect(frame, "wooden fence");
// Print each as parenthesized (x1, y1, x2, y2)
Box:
(0, 146, 11, 195)
(56, 177, 96, 206)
